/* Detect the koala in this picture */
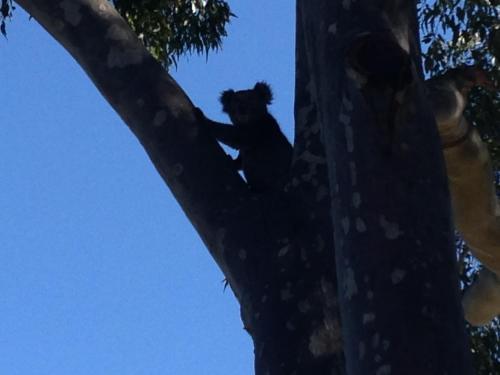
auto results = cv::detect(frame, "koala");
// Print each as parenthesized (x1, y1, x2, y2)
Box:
(197, 82, 293, 193)
(426, 67, 500, 325)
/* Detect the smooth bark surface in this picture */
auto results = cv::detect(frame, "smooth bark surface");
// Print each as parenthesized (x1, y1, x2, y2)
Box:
(297, 1, 473, 374)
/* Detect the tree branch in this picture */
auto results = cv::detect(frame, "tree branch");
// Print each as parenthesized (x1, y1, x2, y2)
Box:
(14, 0, 280, 299)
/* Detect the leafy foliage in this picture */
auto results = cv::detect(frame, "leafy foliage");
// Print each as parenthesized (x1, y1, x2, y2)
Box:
(468, 319, 500, 373)
(419, 0, 499, 73)
(466, 88, 500, 170)
(0, 0, 13, 37)
(419, 1, 500, 165)
(112, 0, 232, 67)
(1, 0, 232, 67)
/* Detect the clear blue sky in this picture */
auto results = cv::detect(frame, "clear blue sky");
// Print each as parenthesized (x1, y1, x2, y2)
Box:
(0, 2, 295, 374)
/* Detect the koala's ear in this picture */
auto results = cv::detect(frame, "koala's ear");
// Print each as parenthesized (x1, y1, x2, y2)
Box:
(254, 82, 273, 104)
(219, 89, 235, 112)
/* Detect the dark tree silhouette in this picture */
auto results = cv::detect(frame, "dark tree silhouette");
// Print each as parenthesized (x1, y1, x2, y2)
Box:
(8, 0, 499, 374)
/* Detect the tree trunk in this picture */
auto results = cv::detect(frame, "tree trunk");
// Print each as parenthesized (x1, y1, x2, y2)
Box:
(297, 1, 473, 374)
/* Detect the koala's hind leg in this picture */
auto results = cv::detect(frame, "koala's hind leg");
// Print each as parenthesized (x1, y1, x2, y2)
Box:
(462, 269, 500, 326)
(427, 66, 500, 325)
(442, 122, 500, 325)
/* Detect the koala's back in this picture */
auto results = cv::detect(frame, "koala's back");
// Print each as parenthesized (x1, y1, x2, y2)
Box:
(239, 114, 292, 192)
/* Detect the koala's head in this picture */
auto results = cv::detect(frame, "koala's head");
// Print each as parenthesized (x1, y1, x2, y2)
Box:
(219, 82, 273, 125)
(445, 66, 495, 94)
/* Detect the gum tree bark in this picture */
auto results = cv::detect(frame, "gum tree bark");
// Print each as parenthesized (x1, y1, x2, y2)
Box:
(297, 1, 473, 374)
(14, 1, 343, 374)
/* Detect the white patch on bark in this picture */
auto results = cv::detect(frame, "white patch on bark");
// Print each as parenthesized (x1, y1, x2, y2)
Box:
(367, 290, 374, 300)
(316, 235, 326, 253)
(376, 365, 392, 375)
(379, 215, 403, 240)
(356, 217, 367, 233)
(298, 300, 311, 313)
(309, 324, 342, 357)
(352, 192, 362, 208)
(372, 333, 380, 348)
(349, 162, 357, 186)
(343, 96, 354, 112)
(363, 312, 375, 324)
(321, 278, 336, 307)
(342, 0, 352, 10)
(172, 163, 184, 176)
(59, 1, 82, 26)
(238, 249, 247, 260)
(52, 20, 65, 31)
(106, 24, 129, 41)
(281, 289, 293, 301)
(345, 125, 354, 152)
(107, 46, 145, 68)
(215, 228, 226, 254)
(96, 1, 112, 12)
(391, 268, 406, 284)
(328, 23, 337, 35)
(359, 341, 366, 360)
(278, 245, 290, 257)
(341, 217, 350, 235)
(106, 25, 145, 67)
(299, 150, 326, 164)
(346, 67, 367, 88)
(296, 103, 315, 137)
(316, 185, 329, 202)
(344, 268, 358, 299)
(296, 150, 326, 183)
(339, 112, 351, 125)
(382, 340, 390, 351)
(300, 247, 308, 262)
(153, 110, 167, 127)
(422, 306, 430, 316)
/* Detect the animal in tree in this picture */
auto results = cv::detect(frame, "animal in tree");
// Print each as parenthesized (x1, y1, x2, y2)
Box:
(426, 66, 500, 325)
(196, 82, 293, 193)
